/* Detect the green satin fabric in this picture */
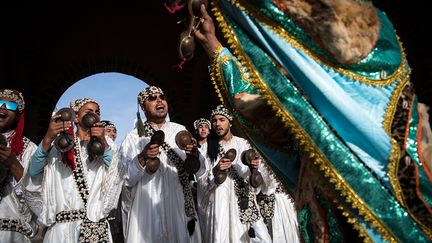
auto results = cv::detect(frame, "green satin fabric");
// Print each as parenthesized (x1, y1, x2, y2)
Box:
(218, 52, 300, 190)
(298, 204, 314, 243)
(315, 193, 343, 243)
(244, 0, 402, 79)
(215, 12, 429, 241)
(406, 97, 432, 207)
(219, 52, 256, 96)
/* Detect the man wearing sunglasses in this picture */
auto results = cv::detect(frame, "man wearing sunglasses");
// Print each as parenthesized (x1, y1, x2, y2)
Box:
(0, 89, 39, 242)
(120, 86, 203, 242)
(22, 98, 125, 242)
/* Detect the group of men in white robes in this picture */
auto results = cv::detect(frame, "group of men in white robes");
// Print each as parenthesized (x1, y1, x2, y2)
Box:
(0, 86, 299, 243)
(193, 105, 299, 243)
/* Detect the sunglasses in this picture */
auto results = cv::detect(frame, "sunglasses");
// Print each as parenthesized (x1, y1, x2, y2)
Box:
(147, 93, 166, 102)
(0, 100, 18, 111)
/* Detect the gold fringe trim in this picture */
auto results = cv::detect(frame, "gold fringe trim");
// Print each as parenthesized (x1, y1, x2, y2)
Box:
(387, 139, 405, 205)
(211, 0, 398, 241)
(214, 54, 294, 153)
(225, 0, 409, 87)
(337, 205, 373, 243)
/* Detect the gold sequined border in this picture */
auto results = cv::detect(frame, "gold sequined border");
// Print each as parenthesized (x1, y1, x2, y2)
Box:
(337, 205, 373, 243)
(387, 139, 405, 205)
(217, 54, 295, 153)
(224, 0, 409, 87)
(211, 0, 398, 241)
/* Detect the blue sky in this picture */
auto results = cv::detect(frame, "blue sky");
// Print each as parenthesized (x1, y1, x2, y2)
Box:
(56, 72, 148, 144)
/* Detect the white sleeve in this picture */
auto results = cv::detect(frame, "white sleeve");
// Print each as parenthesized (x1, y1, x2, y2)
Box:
(120, 131, 149, 187)
(126, 156, 146, 187)
(232, 139, 252, 179)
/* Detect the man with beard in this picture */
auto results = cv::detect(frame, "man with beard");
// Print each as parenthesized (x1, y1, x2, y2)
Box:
(22, 98, 124, 243)
(120, 86, 202, 242)
(197, 104, 272, 243)
(0, 89, 38, 242)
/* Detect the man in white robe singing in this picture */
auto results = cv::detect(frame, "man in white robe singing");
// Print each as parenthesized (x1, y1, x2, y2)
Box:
(0, 89, 38, 243)
(22, 98, 125, 243)
(120, 86, 202, 243)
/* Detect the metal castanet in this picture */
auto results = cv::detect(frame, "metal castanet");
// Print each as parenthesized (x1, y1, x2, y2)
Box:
(241, 149, 264, 188)
(53, 108, 75, 153)
(188, 0, 208, 17)
(175, 130, 200, 174)
(56, 107, 76, 123)
(81, 113, 104, 158)
(145, 130, 165, 174)
(81, 113, 99, 131)
(175, 130, 193, 150)
(177, 0, 209, 61)
(214, 148, 236, 185)
(178, 19, 196, 61)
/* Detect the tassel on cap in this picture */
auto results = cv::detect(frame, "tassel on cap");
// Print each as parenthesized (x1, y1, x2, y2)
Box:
(248, 226, 256, 238)
(136, 101, 145, 137)
(187, 218, 196, 236)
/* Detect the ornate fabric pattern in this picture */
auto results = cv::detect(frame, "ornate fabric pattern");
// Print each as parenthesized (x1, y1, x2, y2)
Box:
(67, 137, 109, 242)
(391, 82, 414, 147)
(218, 145, 260, 225)
(207, 0, 432, 241)
(55, 208, 86, 223)
(256, 193, 275, 224)
(193, 118, 211, 130)
(0, 218, 33, 236)
(210, 104, 233, 121)
(0, 89, 25, 111)
(79, 219, 110, 243)
(137, 86, 165, 105)
(70, 98, 99, 113)
(72, 138, 90, 207)
(100, 120, 116, 129)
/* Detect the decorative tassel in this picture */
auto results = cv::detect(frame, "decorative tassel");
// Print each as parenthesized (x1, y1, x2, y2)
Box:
(136, 111, 145, 137)
(173, 59, 187, 70)
(62, 125, 76, 170)
(248, 226, 256, 238)
(163, 2, 184, 14)
(10, 112, 25, 159)
(187, 218, 196, 236)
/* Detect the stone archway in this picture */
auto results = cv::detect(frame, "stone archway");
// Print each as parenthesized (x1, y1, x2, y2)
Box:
(0, 2, 219, 142)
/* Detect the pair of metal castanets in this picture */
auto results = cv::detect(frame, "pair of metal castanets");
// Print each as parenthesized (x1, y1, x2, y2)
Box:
(54, 108, 104, 158)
